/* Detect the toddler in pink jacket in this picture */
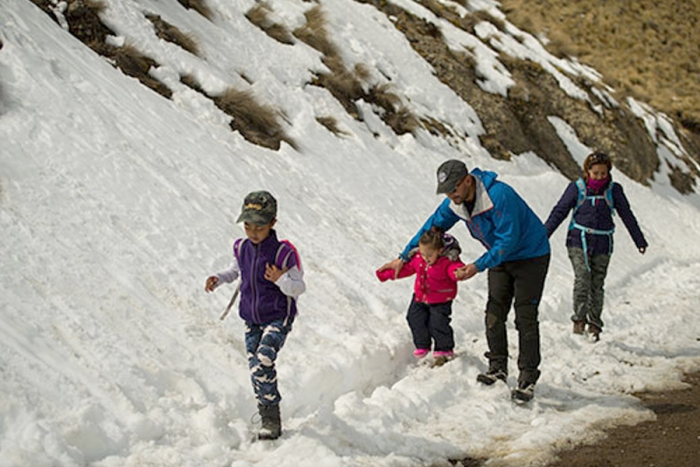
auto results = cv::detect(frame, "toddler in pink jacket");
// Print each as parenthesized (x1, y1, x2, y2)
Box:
(376, 229, 465, 366)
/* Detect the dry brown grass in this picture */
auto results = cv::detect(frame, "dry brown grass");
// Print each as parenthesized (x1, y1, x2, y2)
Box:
(30, 0, 112, 47)
(417, 0, 504, 35)
(176, 0, 214, 21)
(29, 0, 172, 99)
(480, 134, 511, 161)
(214, 88, 295, 150)
(111, 43, 172, 99)
(179, 74, 205, 94)
(420, 117, 452, 138)
(246, 2, 295, 45)
(295, 4, 422, 135)
(146, 14, 199, 56)
(293, 5, 338, 56)
(316, 116, 348, 136)
(365, 84, 420, 135)
(112, 43, 156, 76)
(312, 57, 421, 134)
(386, 106, 421, 135)
(217, 88, 280, 131)
(180, 76, 295, 150)
(316, 56, 364, 100)
(366, 83, 402, 112)
(500, 0, 700, 133)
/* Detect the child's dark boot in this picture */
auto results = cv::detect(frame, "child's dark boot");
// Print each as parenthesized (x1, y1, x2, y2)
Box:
(258, 403, 282, 440)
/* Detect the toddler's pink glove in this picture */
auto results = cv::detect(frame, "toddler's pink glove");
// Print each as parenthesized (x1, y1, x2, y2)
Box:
(375, 268, 395, 282)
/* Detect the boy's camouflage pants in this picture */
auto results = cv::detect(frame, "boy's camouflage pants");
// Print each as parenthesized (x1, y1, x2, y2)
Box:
(245, 318, 294, 406)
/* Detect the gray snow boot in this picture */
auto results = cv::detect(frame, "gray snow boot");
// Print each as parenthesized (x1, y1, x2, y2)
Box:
(258, 403, 281, 440)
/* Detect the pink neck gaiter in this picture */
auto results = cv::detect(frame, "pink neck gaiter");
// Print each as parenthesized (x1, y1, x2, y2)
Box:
(587, 177, 609, 192)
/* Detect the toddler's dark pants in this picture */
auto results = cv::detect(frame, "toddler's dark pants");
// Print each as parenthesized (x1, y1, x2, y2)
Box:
(406, 297, 454, 352)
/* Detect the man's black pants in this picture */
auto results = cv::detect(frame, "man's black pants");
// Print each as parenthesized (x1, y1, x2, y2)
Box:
(484, 253, 550, 385)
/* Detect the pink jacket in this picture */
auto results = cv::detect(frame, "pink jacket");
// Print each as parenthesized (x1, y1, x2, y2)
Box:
(376, 254, 465, 304)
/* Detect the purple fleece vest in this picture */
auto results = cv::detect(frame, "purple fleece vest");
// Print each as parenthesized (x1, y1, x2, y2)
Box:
(234, 230, 299, 324)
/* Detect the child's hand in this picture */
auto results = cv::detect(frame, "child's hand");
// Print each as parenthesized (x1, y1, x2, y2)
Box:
(265, 263, 288, 282)
(205, 276, 219, 292)
(455, 264, 478, 280)
(378, 258, 404, 279)
(375, 268, 394, 282)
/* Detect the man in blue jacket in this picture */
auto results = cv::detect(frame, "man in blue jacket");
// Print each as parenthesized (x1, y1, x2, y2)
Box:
(381, 160, 550, 402)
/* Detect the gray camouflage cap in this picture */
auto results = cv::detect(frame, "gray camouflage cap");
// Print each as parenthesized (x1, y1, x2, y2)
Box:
(436, 159, 468, 194)
(236, 191, 277, 225)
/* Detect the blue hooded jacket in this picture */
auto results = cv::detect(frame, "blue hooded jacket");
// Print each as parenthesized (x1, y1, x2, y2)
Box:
(401, 169, 550, 272)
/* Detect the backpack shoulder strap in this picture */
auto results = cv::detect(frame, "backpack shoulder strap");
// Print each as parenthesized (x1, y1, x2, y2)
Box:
(276, 239, 301, 270)
(569, 178, 587, 231)
(604, 183, 614, 211)
(574, 178, 586, 212)
(233, 238, 247, 262)
(573, 178, 614, 213)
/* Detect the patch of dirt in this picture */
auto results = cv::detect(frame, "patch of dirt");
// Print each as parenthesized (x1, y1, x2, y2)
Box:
(29, 0, 172, 99)
(445, 371, 700, 467)
(357, 0, 677, 188)
(500, 0, 700, 136)
(500, 0, 700, 190)
(546, 371, 700, 467)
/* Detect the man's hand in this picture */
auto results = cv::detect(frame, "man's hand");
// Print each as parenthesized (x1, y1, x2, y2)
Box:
(455, 263, 478, 280)
(205, 276, 219, 292)
(265, 263, 288, 282)
(378, 257, 405, 279)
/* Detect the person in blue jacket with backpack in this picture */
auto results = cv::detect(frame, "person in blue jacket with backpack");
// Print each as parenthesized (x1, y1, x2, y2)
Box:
(205, 191, 305, 440)
(545, 152, 647, 341)
(380, 160, 550, 402)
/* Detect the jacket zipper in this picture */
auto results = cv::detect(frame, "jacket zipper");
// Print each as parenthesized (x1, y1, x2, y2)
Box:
(252, 244, 260, 323)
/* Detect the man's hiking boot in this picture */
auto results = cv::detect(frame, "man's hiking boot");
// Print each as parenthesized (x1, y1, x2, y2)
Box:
(476, 369, 507, 385)
(258, 403, 281, 440)
(588, 323, 601, 342)
(511, 382, 536, 403)
(573, 320, 586, 335)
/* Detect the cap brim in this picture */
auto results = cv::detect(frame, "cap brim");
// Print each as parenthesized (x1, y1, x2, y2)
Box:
(236, 212, 273, 225)
(436, 182, 455, 195)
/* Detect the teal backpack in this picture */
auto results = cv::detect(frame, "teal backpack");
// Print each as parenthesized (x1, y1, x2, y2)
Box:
(572, 178, 614, 213)
(568, 178, 615, 270)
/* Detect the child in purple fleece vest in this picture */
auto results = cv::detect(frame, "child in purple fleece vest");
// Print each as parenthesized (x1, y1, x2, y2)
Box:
(205, 191, 305, 440)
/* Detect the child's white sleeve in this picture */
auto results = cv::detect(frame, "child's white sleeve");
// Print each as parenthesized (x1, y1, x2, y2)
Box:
(276, 265, 306, 298)
(214, 257, 240, 287)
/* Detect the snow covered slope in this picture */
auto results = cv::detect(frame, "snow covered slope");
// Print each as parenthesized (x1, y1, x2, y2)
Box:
(2, 0, 700, 466)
